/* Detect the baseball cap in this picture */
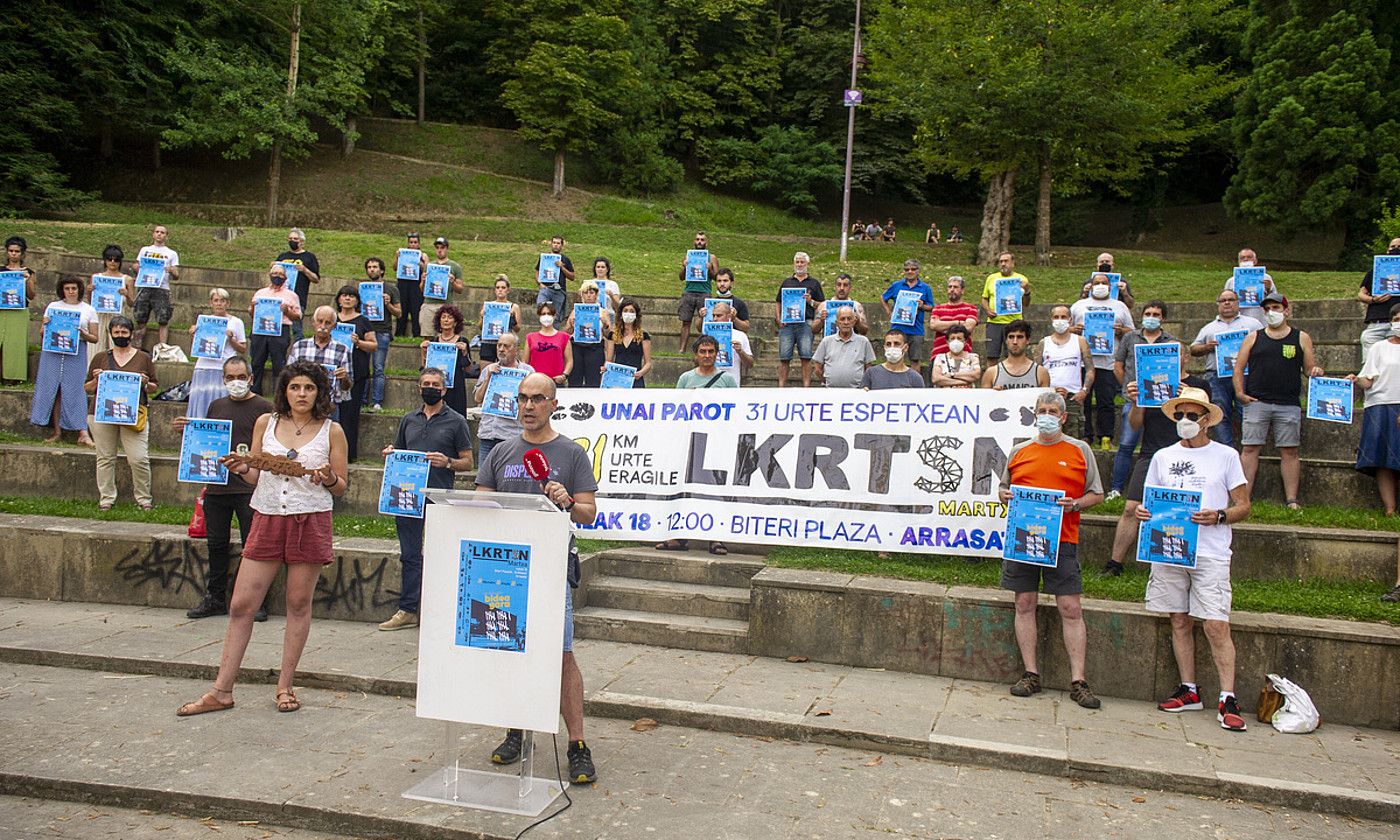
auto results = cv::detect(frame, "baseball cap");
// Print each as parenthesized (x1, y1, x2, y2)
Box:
(433, 236, 448, 246)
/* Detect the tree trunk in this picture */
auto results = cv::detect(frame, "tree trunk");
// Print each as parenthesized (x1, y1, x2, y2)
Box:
(342, 116, 357, 159)
(977, 169, 1017, 265)
(266, 143, 282, 227)
(552, 148, 565, 197)
(1035, 143, 1052, 266)
(269, 3, 300, 227)
(151, 136, 161, 170)
(416, 8, 427, 126)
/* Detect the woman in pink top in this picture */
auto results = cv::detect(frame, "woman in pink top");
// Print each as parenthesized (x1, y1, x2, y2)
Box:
(523, 301, 571, 385)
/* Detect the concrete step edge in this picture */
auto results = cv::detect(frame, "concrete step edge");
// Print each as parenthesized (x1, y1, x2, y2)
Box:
(587, 575, 751, 603)
(572, 606, 749, 636)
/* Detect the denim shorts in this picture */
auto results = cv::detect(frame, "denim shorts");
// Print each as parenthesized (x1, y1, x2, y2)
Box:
(778, 322, 814, 361)
(563, 585, 574, 652)
(1242, 401, 1301, 447)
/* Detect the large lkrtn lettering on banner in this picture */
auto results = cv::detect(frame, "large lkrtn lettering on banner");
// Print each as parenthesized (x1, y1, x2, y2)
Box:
(550, 388, 1042, 558)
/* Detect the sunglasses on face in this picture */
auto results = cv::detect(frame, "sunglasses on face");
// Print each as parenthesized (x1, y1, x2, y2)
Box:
(1171, 411, 1205, 421)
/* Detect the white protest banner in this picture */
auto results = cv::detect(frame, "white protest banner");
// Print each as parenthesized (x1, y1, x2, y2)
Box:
(550, 387, 1044, 557)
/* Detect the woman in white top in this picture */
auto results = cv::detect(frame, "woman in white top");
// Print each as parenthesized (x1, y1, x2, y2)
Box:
(1353, 302, 1400, 516)
(590, 257, 623, 315)
(30, 275, 98, 444)
(178, 360, 348, 717)
(1039, 304, 1095, 439)
(930, 324, 981, 387)
(86, 244, 135, 354)
(187, 287, 249, 419)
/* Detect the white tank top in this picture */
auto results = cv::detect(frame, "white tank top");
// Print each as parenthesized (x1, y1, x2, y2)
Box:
(1040, 336, 1084, 392)
(250, 415, 334, 515)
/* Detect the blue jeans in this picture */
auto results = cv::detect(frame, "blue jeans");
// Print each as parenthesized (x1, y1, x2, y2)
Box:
(536, 286, 568, 321)
(1111, 402, 1142, 491)
(1206, 374, 1239, 446)
(478, 437, 502, 467)
(396, 512, 425, 613)
(368, 331, 390, 406)
(777, 322, 814, 361)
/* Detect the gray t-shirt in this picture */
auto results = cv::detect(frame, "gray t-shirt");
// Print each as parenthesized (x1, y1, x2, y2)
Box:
(475, 362, 535, 441)
(813, 333, 876, 388)
(861, 365, 925, 390)
(476, 433, 599, 554)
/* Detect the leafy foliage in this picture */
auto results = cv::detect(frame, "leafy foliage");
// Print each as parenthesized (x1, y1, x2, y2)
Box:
(699, 126, 843, 216)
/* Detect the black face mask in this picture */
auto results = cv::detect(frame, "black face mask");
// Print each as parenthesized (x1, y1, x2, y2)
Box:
(111, 335, 131, 348)
(1098, 262, 1112, 272)
(1389, 247, 1400, 256)
(421, 387, 444, 405)
(288, 240, 299, 251)
(269, 274, 285, 286)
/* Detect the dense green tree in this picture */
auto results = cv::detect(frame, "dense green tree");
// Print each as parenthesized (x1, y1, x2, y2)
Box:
(700, 126, 842, 215)
(1225, 1, 1400, 265)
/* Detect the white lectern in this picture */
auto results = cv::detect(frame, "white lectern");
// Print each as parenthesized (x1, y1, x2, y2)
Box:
(401, 489, 571, 816)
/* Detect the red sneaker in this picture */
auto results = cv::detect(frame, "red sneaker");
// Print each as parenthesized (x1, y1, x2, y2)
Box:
(1218, 695, 1248, 731)
(1157, 684, 1203, 712)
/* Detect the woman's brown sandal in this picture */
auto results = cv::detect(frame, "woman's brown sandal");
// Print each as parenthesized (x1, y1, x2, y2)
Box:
(276, 689, 301, 713)
(177, 690, 235, 717)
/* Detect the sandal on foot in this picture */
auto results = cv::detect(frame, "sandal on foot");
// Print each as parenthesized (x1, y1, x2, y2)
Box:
(1286, 499, 1301, 510)
(177, 690, 234, 717)
(708, 541, 729, 555)
(276, 689, 301, 713)
(654, 539, 689, 551)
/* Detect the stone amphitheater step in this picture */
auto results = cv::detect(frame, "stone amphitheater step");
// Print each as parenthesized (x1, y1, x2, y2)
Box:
(1088, 448, 1379, 508)
(594, 546, 767, 588)
(571, 605, 750, 653)
(584, 574, 752, 621)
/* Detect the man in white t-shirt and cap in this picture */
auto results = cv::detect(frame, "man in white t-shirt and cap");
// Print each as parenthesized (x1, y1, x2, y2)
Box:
(1135, 385, 1252, 732)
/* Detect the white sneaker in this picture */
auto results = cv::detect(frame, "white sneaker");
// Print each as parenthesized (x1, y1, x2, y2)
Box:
(378, 610, 419, 631)
(369, 404, 383, 413)
(1106, 490, 1122, 501)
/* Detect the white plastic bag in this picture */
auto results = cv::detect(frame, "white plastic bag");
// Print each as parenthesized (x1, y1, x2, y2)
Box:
(1267, 673, 1320, 734)
(151, 342, 189, 363)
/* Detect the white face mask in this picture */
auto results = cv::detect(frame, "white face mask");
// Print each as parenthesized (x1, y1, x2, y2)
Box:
(1265, 310, 1285, 327)
(1091, 285, 1109, 300)
(539, 315, 555, 328)
(948, 338, 965, 354)
(1034, 414, 1061, 436)
(1176, 418, 1202, 440)
(1239, 259, 1255, 267)
(622, 311, 637, 324)
(1051, 319, 1070, 334)
(1391, 321, 1400, 336)
(884, 347, 904, 363)
(226, 379, 251, 399)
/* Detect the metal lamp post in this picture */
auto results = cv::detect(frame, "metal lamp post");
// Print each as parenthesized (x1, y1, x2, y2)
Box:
(838, 0, 863, 264)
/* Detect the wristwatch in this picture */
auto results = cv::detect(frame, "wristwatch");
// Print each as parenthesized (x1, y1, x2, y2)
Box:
(1069, 499, 1080, 513)
(1216, 509, 1228, 525)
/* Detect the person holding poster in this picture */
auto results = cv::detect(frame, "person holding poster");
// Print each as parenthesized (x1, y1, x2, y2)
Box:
(606, 299, 652, 388)
(815, 273, 867, 338)
(928, 275, 979, 361)
(997, 391, 1105, 709)
(30, 275, 98, 445)
(475, 372, 599, 784)
(395, 232, 429, 338)
(87, 245, 135, 354)
(979, 251, 1030, 361)
(186, 288, 248, 419)
(1352, 302, 1400, 515)
(535, 234, 576, 319)
(378, 368, 474, 632)
(420, 236, 465, 330)
(1189, 290, 1261, 447)
(930, 323, 982, 389)
(419, 304, 472, 416)
(1358, 237, 1400, 360)
(1037, 305, 1093, 436)
(287, 306, 353, 418)
(1077, 253, 1135, 309)
(676, 231, 718, 352)
(812, 307, 874, 388)
(523, 302, 571, 386)
(565, 281, 612, 388)
(1070, 274, 1134, 449)
(248, 263, 302, 396)
(862, 331, 925, 390)
(275, 228, 321, 341)
(588, 256, 623, 317)
(1222, 247, 1277, 324)
(477, 275, 521, 364)
(132, 224, 179, 349)
(774, 252, 825, 387)
(335, 285, 377, 461)
(175, 356, 275, 622)
(472, 333, 534, 464)
(1134, 387, 1251, 730)
(706, 301, 752, 385)
(0, 235, 37, 384)
(361, 257, 402, 412)
(1109, 300, 1183, 498)
(879, 259, 936, 376)
(176, 361, 349, 717)
(1233, 292, 1323, 509)
(84, 316, 158, 510)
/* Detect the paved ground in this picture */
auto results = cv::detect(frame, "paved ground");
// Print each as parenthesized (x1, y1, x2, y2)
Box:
(1, 795, 354, 839)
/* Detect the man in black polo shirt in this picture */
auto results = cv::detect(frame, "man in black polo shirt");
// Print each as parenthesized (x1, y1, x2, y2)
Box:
(275, 228, 321, 341)
(378, 368, 474, 630)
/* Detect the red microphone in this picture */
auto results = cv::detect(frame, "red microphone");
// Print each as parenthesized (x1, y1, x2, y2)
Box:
(524, 448, 573, 509)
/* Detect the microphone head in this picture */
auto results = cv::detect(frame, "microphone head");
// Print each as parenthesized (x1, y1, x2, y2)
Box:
(523, 447, 550, 482)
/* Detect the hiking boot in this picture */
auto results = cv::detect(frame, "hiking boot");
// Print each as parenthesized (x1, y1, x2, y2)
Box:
(567, 740, 597, 784)
(1218, 695, 1248, 731)
(186, 595, 227, 619)
(378, 609, 419, 631)
(1099, 561, 1124, 578)
(1070, 680, 1101, 709)
(1157, 684, 1203, 713)
(492, 729, 524, 765)
(253, 605, 269, 622)
(1382, 584, 1400, 603)
(1009, 671, 1042, 697)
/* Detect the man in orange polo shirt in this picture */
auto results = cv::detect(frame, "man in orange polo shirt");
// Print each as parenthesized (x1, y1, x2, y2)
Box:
(997, 391, 1106, 708)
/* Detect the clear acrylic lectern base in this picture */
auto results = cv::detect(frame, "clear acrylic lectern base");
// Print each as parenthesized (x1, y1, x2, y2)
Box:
(402, 723, 567, 817)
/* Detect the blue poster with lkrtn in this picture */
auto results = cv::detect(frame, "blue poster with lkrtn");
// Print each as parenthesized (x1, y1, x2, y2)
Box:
(481, 366, 526, 418)
(424, 341, 459, 388)
(537, 253, 561, 287)
(42, 309, 81, 355)
(994, 277, 1023, 316)
(252, 297, 283, 337)
(1136, 485, 1201, 568)
(1214, 329, 1249, 378)
(1306, 376, 1354, 424)
(1003, 485, 1064, 567)
(94, 371, 142, 425)
(1083, 310, 1116, 357)
(331, 321, 356, 351)
(379, 449, 430, 518)
(135, 255, 166, 288)
(178, 418, 231, 485)
(890, 289, 920, 327)
(0, 271, 25, 310)
(359, 282, 384, 322)
(1233, 266, 1267, 307)
(456, 539, 531, 652)
(572, 303, 602, 343)
(1134, 343, 1180, 408)
(684, 250, 709, 284)
(703, 297, 726, 323)
(825, 300, 856, 336)
(423, 263, 451, 300)
(1373, 255, 1400, 296)
(91, 275, 123, 314)
(277, 261, 301, 292)
(482, 302, 511, 341)
(1092, 272, 1123, 301)
(704, 321, 733, 369)
(396, 248, 422, 282)
(780, 287, 806, 325)
(602, 362, 637, 389)
(191, 315, 228, 360)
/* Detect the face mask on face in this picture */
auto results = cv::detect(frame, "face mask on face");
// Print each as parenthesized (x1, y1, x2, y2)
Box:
(1239, 259, 1255, 268)
(948, 338, 965, 354)
(1389, 246, 1400, 256)
(884, 347, 904, 363)
(1091, 285, 1109, 300)
(270, 274, 285, 287)
(1098, 262, 1112, 272)
(420, 387, 444, 406)
(1034, 414, 1061, 436)
(1265, 310, 1285, 327)
(288, 240, 299, 251)
(1176, 418, 1202, 440)
(111, 335, 131, 348)
(226, 379, 251, 399)
(538, 315, 554, 328)
(1390, 322, 1400, 336)
(622, 311, 637, 324)
(1052, 319, 1070, 334)
(1143, 316, 1162, 331)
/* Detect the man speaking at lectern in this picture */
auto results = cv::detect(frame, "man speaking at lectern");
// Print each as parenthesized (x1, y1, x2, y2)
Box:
(475, 372, 600, 784)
